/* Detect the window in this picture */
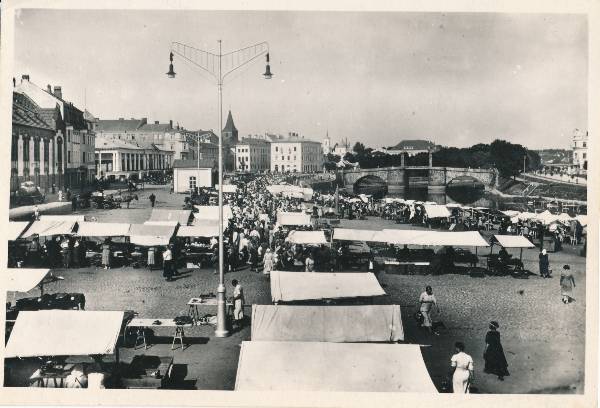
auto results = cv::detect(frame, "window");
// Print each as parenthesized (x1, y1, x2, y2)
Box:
(68, 151, 71, 164)
(282, 156, 284, 161)
(583, 153, 587, 159)
(275, 146, 278, 152)
(294, 147, 296, 151)
(583, 142, 586, 148)
(287, 156, 290, 160)
(189, 176, 197, 190)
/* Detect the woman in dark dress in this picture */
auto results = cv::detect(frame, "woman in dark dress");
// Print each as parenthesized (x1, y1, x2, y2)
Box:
(484, 321, 509, 380)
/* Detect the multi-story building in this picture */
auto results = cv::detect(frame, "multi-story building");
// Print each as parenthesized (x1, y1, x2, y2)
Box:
(11, 91, 58, 194)
(270, 133, 323, 173)
(15, 75, 96, 191)
(382, 139, 438, 156)
(235, 138, 271, 172)
(572, 128, 588, 170)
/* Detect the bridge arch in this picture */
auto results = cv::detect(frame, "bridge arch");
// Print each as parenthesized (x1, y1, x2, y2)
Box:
(353, 175, 388, 198)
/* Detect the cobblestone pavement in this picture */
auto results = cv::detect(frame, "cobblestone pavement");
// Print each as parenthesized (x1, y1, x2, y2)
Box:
(7, 188, 587, 393)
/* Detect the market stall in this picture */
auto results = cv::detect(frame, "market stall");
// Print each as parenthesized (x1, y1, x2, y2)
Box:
(193, 205, 233, 222)
(276, 212, 312, 227)
(487, 234, 535, 276)
(285, 230, 328, 245)
(235, 341, 436, 392)
(147, 209, 193, 226)
(20, 220, 78, 238)
(127, 224, 176, 246)
(8, 221, 31, 241)
(251, 304, 403, 342)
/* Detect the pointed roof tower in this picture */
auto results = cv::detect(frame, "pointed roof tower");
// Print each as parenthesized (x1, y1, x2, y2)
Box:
(222, 110, 238, 144)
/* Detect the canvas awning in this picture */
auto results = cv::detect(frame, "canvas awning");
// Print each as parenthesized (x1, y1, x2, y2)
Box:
(21, 220, 77, 238)
(333, 228, 380, 242)
(194, 205, 233, 221)
(144, 221, 179, 227)
(492, 235, 535, 248)
(128, 224, 176, 246)
(177, 225, 219, 238)
(377, 229, 489, 247)
(8, 221, 30, 240)
(502, 210, 520, 217)
(285, 230, 328, 245)
(39, 215, 85, 222)
(535, 210, 560, 225)
(235, 341, 436, 392)
(5, 268, 51, 292)
(76, 222, 131, 237)
(215, 184, 238, 193)
(5, 310, 124, 358)
(277, 212, 312, 226)
(423, 204, 451, 219)
(576, 215, 588, 226)
(270, 271, 386, 303)
(148, 209, 192, 225)
(251, 304, 403, 342)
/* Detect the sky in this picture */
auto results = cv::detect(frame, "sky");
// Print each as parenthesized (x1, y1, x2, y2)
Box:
(13, 9, 588, 149)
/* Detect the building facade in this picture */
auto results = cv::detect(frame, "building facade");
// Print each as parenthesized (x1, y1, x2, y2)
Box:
(235, 139, 271, 172)
(15, 75, 96, 191)
(270, 134, 323, 173)
(172, 159, 216, 193)
(11, 91, 58, 193)
(95, 136, 174, 181)
(572, 128, 588, 170)
(382, 139, 438, 156)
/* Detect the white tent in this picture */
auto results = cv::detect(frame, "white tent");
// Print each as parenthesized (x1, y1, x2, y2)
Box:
(177, 225, 219, 238)
(333, 228, 380, 242)
(215, 184, 238, 193)
(20, 220, 77, 238)
(423, 204, 451, 219)
(535, 210, 561, 225)
(144, 220, 179, 227)
(8, 221, 30, 240)
(502, 210, 520, 217)
(277, 212, 312, 226)
(76, 222, 131, 237)
(39, 215, 85, 222)
(128, 224, 176, 246)
(194, 205, 233, 221)
(492, 235, 535, 248)
(557, 212, 574, 224)
(148, 209, 192, 225)
(270, 271, 386, 303)
(285, 230, 328, 245)
(4, 268, 51, 292)
(251, 304, 403, 342)
(576, 214, 588, 227)
(5, 310, 124, 358)
(235, 341, 436, 392)
(378, 229, 489, 247)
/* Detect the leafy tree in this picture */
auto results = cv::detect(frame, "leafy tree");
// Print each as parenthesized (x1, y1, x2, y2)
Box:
(489, 139, 527, 179)
(353, 142, 367, 156)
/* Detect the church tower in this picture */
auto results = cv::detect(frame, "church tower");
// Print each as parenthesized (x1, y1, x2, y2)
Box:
(222, 110, 238, 144)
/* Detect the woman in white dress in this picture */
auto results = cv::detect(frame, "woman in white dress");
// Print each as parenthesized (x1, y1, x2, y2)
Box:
(263, 248, 274, 275)
(450, 342, 474, 393)
(419, 286, 439, 335)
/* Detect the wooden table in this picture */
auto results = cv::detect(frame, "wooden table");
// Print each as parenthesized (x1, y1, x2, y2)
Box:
(29, 364, 74, 388)
(186, 298, 236, 325)
(126, 318, 193, 351)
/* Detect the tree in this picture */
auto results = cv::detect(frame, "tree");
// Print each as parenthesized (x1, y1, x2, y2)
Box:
(353, 142, 366, 156)
(489, 139, 527, 179)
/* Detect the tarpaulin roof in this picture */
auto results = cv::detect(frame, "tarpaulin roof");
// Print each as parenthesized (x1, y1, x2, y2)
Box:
(144, 221, 179, 227)
(270, 271, 386, 303)
(267, 185, 313, 201)
(235, 342, 436, 392)
(128, 224, 176, 246)
(39, 215, 85, 222)
(215, 184, 237, 193)
(76, 222, 131, 237)
(333, 228, 381, 242)
(535, 210, 561, 225)
(423, 204, 451, 218)
(177, 225, 219, 238)
(8, 221, 30, 240)
(5, 268, 51, 292)
(378, 229, 489, 247)
(251, 304, 403, 342)
(492, 235, 535, 248)
(277, 212, 312, 226)
(5, 310, 124, 358)
(576, 215, 588, 226)
(148, 209, 192, 225)
(285, 230, 328, 245)
(21, 220, 77, 238)
(502, 210, 520, 217)
(194, 205, 233, 221)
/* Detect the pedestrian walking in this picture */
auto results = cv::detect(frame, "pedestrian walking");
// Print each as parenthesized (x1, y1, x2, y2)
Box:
(71, 195, 78, 212)
(419, 285, 440, 335)
(162, 245, 173, 281)
(483, 321, 509, 381)
(560, 264, 576, 304)
(101, 238, 111, 269)
(450, 342, 474, 393)
(539, 248, 550, 278)
(263, 248, 274, 275)
(33, 205, 40, 221)
(149, 193, 156, 208)
(231, 279, 245, 330)
(305, 252, 315, 272)
(147, 247, 156, 270)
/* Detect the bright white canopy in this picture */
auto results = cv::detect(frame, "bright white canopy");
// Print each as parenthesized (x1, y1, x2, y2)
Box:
(535, 210, 560, 225)
(235, 341, 436, 392)
(177, 225, 219, 238)
(21, 221, 77, 238)
(251, 304, 403, 342)
(270, 271, 386, 303)
(493, 235, 535, 248)
(39, 215, 85, 222)
(423, 204, 451, 218)
(576, 215, 588, 226)
(8, 222, 30, 240)
(148, 209, 192, 225)
(333, 228, 380, 242)
(215, 184, 238, 193)
(4, 268, 50, 292)
(128, 224, 176, 246)
(194, 205, 233, 221)
(76, 222, 131, 237)
(378, 229, 489, 247)
(5, 310, 124, 358)
(502, 210, 520, 217)
(277, 212, 312, 226)
(285, 230, 328, 245)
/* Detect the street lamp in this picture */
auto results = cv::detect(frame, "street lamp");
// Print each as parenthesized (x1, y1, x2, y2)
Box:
(168, 40, 271, 338)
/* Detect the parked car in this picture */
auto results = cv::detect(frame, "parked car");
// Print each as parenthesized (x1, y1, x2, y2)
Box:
(13, 181, 45, 206)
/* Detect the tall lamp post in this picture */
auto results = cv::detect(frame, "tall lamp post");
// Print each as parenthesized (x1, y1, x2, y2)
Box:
(167, 41, 272, 337)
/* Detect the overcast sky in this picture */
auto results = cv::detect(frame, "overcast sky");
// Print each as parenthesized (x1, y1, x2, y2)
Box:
(13, 9, 587, 149)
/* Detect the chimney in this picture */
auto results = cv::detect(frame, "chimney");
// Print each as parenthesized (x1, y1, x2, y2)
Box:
(47, 85, 52, 93)
(169, 120, 173, 128)
(53, 86, 62, 99)
(21, 74, 30, 82)
(141, 117, 147, 125)
(154, 120, 159, 125)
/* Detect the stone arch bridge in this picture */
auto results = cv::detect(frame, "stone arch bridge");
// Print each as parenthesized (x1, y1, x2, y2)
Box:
(339, 166, 498, 195)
